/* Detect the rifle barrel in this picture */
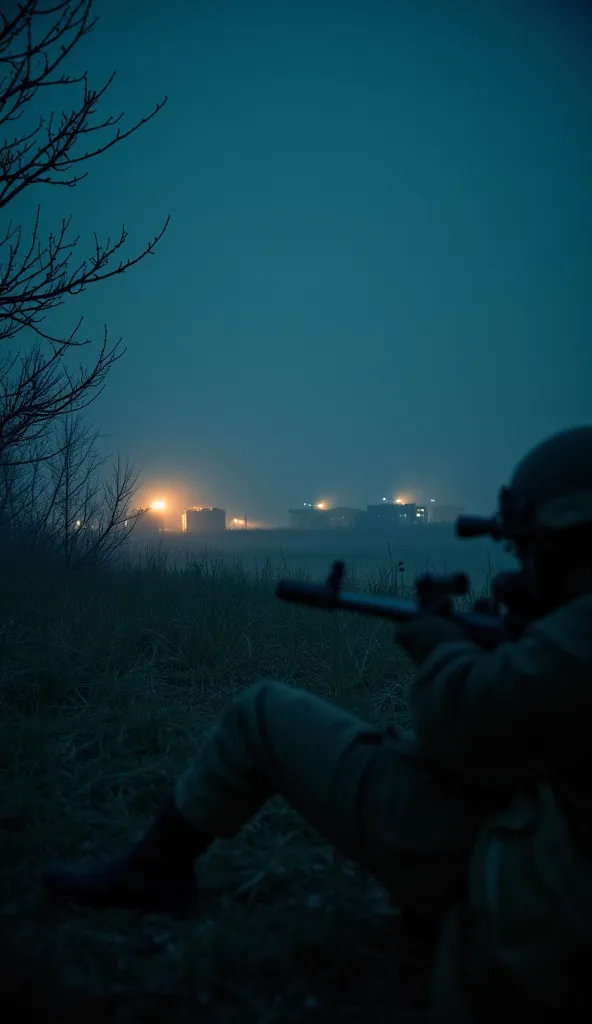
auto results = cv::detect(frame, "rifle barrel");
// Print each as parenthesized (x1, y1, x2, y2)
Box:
(276, 578, 504, 650)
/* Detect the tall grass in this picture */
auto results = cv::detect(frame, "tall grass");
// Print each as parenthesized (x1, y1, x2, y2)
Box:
(0, 551, 487, 1022)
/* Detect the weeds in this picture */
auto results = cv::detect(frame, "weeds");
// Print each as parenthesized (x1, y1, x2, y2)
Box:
(0, 551, 489, 1022)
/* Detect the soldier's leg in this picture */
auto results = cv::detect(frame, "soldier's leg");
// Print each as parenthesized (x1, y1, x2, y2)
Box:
(175, 680, 486, 920)
(44, 680, 487, 919)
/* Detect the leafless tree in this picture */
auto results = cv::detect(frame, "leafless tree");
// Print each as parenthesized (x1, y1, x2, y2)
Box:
(0, 0, 169, 468)
(0, 413, 144, 565)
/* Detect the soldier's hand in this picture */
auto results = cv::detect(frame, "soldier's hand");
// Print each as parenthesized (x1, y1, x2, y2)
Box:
(395, 604, 465, 666)
(417, 595, 454, 618)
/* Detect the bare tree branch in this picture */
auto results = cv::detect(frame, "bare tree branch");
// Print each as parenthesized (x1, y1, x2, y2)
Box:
(0, 0, 168, 473)
(0, 1, 167, 202)
(0, 210, 170, 343)
(0, 413, 147, 565)
(0, 326, 123, 463)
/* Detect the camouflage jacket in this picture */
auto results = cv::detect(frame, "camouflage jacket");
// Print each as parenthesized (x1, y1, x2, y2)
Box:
(398, 594, 592, 1004)
(397, 593, 592, 836)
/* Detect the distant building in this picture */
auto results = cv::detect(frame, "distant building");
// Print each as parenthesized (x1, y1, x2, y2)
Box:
(398, 503, 417, 523)
(288, 506, 363, 529)
(181, 507, 226, 533)
(289, 507, 325, 529)
(366, 503, 398, 528)
(287, 501, 460, 530)
(428, 504, 465, 524)
(326, 506, 363, 529)
(366, 502, 419, 527)
(129, 509, 164, 534)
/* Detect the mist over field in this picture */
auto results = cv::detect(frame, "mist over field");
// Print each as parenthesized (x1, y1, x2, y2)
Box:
(126, 526, 517, 590)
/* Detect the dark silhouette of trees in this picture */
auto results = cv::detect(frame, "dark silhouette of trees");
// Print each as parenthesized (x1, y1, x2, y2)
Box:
(0, 1, 169, 561)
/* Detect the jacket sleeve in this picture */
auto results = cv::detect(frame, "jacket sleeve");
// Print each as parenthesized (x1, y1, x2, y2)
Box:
(397, 595, 592, 790)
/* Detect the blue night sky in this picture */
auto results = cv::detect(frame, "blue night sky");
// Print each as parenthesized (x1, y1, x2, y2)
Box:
(28, 0, 592, 526)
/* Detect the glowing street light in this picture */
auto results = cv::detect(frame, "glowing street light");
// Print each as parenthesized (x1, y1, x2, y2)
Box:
(150, 499, 166, 511)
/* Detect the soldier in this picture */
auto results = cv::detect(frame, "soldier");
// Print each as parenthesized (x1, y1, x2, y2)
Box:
(43, 427, 592, 1011)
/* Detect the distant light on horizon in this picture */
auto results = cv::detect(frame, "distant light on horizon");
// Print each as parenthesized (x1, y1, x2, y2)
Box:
(150, 499, 166, 511)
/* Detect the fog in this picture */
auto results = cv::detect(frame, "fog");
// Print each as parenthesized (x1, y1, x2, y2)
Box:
(36, 0, 592, 528)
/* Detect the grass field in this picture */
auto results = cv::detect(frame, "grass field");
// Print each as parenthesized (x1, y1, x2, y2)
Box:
(0, 542, 494, 1022)
(129, 525, 514, 587)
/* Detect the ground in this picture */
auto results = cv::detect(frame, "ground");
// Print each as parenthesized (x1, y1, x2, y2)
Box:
(0, 548, 471, 1022)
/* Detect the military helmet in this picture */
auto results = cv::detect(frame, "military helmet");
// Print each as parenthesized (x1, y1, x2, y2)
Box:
(456, 426, 592, 541)
(507, 426, 592, 532)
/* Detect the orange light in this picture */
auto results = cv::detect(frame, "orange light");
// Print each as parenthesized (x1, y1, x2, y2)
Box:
(150, 499, 166, 511)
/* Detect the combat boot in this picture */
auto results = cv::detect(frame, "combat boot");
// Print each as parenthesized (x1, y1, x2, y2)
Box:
(42, 794, 212, 916)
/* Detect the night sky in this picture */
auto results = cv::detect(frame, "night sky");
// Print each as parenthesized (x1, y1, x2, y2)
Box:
(31, 0, 592, 527)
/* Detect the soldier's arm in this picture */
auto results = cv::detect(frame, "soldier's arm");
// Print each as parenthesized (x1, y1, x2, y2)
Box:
(397, 594, 592, 789)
